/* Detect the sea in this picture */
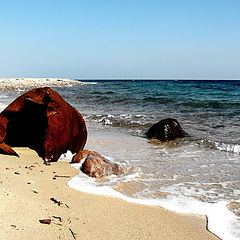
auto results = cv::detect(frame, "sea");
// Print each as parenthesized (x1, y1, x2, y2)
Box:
(0, 80, 240, 240)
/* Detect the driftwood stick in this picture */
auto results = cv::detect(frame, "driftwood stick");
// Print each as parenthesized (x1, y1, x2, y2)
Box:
(54, 175, 71, 178)
(69, 228, 77, 239)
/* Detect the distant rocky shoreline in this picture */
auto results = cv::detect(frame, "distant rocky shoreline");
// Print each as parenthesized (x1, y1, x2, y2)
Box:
(0, 78, 83, 90)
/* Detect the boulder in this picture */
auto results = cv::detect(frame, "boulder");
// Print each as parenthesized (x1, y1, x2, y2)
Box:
(0, 87, 87, 162)
(71, 149, 92, 163)
(146, 118, 186, 141)
(78, 150, 124, 178)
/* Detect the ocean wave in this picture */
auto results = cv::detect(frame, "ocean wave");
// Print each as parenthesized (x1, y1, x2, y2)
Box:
(68, 169, 240, 240)
(84, 114, 151, 130)
(201, 139, 240, 154)
(176, 99, 240, 109)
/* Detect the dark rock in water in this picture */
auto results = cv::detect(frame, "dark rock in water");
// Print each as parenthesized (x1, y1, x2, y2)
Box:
(79, 150, 123, 178)
(0, 87, 87, 162)
(146, 118, 186, 141)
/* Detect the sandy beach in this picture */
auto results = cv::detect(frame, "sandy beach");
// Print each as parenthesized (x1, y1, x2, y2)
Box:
(0, 148, 219, 240)
(0, 78, 83, 90)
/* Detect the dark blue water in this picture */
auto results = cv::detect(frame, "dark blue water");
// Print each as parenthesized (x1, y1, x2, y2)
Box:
(58, 80, 240, 144)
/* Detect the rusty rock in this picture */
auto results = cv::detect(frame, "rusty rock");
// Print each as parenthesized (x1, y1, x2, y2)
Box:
(0, 87, 87, 162)
(71, 149, 93, 163)
(80, 150, 124, 178)
(39, 219, 51, 224)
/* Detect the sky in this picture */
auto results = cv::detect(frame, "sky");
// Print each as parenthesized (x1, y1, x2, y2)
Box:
(0, 0, 240, 79)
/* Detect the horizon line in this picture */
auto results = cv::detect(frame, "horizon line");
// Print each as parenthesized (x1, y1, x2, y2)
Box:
(75, 78, 240, 81)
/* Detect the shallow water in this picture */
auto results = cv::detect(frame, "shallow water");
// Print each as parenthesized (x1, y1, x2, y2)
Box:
(1, 80, 240, 239)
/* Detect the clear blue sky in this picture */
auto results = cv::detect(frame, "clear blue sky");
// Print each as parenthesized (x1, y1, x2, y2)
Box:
(0, 0, 239, 79)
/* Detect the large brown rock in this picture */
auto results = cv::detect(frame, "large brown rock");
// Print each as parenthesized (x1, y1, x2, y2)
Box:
(0, 87, 87, 161)
(78, 150, 123, 178)
(146, 118, 186, 141)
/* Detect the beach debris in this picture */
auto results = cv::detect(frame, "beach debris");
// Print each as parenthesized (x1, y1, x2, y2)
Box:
(27, 180, 34, 184)
(39, 219, 51, 225)
(69, 228, 77, 239)
(14, 171, 20, 175)
(50, 197, 63, 206)
(53, 174, 71, 180)
(146, 118, 187, 141)
(0, 87, 87, 162)
(31, 189, 38, 194)
(52, 216, 62, 222)
(53, 175, 71, 178)
(50, 197, 70, 208)
(11, 225, 19, 230)
(79, 150, 124, 178)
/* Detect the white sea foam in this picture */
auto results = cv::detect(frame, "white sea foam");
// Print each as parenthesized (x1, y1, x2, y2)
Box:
(85, 82, 98, 85)
(0, 103, 8, 111)
(68, 168, 240, 240)
(201, 139, 240, 154)
(58, 150, 75, 162)
(215, 142, 240, 153)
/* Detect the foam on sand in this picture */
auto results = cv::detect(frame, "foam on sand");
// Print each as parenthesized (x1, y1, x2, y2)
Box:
(68, 164, 240, 240)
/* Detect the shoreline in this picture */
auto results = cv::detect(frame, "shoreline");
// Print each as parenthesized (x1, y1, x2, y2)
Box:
(0, 148, 219, 239)
(0, 78, 83, 90)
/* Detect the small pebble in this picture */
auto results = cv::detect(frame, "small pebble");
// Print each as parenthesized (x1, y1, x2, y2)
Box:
(27, 180, 34, 184)
(14, 171, 20, 175)
(39, 219, 51, 224)
(31, 189, 38, 194)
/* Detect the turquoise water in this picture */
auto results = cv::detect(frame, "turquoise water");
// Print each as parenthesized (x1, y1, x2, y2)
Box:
(1, 80, 240, 239)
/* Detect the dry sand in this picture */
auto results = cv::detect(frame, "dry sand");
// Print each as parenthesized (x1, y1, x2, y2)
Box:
(0, 78, 83, 90)
(0, 148, 219, 240)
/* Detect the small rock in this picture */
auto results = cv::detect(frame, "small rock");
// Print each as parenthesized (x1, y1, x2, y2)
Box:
(31, 189, 38, 194)
(27, 180, 34, 184)
(14, 171, 20, 175)
(39, 219, 51, 224)
(80, 150, 124, 178)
